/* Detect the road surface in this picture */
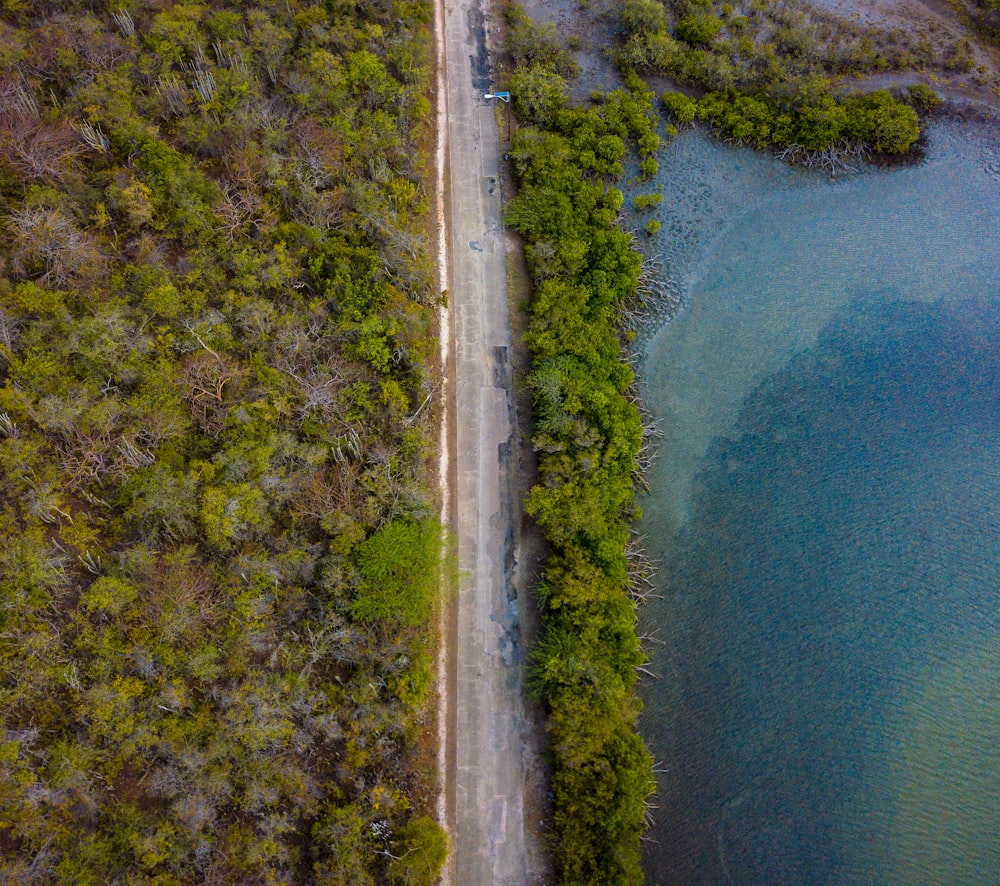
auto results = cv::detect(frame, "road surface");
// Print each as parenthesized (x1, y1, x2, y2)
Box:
(434, 0, 546, 882)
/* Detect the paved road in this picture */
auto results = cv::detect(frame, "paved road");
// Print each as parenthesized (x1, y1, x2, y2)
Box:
(436, 0, 539, 882)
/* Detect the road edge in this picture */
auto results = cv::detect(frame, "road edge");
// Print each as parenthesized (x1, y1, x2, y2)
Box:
(433, 0, 456, 877)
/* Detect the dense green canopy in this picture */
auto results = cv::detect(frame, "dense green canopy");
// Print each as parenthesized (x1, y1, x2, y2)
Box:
(0, 1, 444, 882)
(505, 18, 658, 879)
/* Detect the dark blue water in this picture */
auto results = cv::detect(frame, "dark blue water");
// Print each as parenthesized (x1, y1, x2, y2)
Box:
(638, 121, 1000, 885)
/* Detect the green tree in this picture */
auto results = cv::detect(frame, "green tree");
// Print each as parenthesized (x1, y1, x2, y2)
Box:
(662, 90, 697, 123)
(387, 816, 449, 886)
(351, 518, 442, 627)
(0, 1, 443, 881)
(620, 0, 667, 37)
(792, 94, 847, 149)
(844, 90, 920, 153)
(508, 64, 569, 127)
(146, 3, 207, 69)
(676, 12, 724, 46)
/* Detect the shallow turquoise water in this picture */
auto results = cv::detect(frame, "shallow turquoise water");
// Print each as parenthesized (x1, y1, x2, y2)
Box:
(638, 120, 1000, 885)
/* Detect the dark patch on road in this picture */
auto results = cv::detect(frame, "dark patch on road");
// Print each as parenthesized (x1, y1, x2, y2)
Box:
(492, 345, 519, 609)
(470, 240, 483, 252)
(495, 425, 524, 669)
(467, 5, 491, 93)
(494, 339, 523, 664)
(497, 438, 517, 582)
(491, 345, 509, 387)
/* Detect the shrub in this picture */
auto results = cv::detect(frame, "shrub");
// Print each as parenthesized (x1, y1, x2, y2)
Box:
(507, 2, 581, 77)
(676, 12, 724, 46)
(661, 90, 697, 123)
(387, 816, 449, 886)
(844, 90, 920, 153)
(620, 0, 667, 37)
(351, 518, 442, 627)
(907, 82, 942, 113)
(943, 37, 975, 72)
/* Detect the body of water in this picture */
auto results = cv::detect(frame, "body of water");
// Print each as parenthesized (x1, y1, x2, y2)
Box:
(638, 119, 1000, 885)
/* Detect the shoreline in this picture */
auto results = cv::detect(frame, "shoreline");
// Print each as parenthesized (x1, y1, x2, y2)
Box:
(628, 110, 1000, 598)
(625, 90, 1000, 357)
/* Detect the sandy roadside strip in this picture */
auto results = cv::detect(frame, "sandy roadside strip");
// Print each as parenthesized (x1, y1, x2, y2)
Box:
(434, 0, 452, 870)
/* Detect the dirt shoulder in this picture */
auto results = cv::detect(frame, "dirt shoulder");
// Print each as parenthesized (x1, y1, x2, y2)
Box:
(805, 0, 1000, 108)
